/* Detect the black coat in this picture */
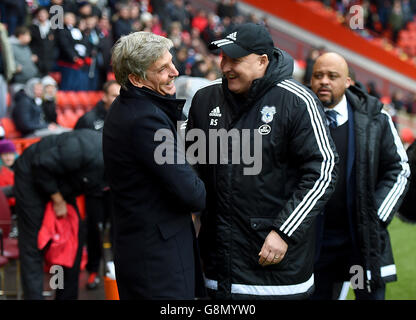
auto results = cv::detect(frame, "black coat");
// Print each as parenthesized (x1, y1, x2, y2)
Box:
(398, 140, 416, 223)
(103, 84, 206, 299)
(345, 86, 410, 288)
(12, 90, 48, 136)
(55, 26, 89, 64)
(29, 24, 57, 75)
(14, 129, 105, 233)
(74, 100, 107, 131)
(187, 49, 338, 299)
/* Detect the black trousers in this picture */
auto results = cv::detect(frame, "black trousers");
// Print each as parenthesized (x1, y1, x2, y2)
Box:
(84, 190, 114, 274)
(311, 242, 385, 300)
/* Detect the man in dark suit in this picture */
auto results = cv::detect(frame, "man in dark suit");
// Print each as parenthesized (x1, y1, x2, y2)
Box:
(102, 31, 206, 299)
(310, 52, 410, 300)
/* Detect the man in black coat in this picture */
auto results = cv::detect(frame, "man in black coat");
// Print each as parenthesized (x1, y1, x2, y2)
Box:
(29, 7, 57, 76)
(14, 129, 106, 299)
(103, 31, 206, 299)
(310, 52, 410, 300)
(75, 80, 120, 131)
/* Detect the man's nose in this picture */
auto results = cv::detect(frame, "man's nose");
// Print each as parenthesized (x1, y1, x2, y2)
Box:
(221, 60, 231, 73)
(170, 64, 179, 77)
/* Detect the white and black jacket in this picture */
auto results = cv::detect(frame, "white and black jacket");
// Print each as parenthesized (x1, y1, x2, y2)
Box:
(187, 48, 338, 299)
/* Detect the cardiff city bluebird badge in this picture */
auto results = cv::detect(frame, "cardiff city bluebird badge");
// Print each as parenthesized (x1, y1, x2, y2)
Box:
(260, 106, 276, 124)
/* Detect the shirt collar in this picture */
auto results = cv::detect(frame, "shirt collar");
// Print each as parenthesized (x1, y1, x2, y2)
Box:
(324, 94, 348, 126)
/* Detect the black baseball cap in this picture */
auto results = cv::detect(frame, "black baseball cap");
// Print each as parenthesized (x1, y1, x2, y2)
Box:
(209, 23, 274, 59)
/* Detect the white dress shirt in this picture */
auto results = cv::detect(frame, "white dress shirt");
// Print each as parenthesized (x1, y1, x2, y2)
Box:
(324, 94, 348, 127)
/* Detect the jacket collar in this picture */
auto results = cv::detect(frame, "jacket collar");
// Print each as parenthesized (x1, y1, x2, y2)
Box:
(346, 85, 383, 116)
(121, 82, 186, 122)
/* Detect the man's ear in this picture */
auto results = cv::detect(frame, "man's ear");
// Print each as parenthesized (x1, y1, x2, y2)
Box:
(345, 76, 352, 89)
(260, 54, 269, 67)
(128, 74, 143, 88)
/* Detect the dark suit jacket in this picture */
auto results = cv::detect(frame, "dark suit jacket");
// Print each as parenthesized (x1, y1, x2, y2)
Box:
(103, 83, 206, 299)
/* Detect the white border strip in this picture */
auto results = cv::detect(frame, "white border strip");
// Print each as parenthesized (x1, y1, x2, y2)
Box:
(205, 275, 314, 296)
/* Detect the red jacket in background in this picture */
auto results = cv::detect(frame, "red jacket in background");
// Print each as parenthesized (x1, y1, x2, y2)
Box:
(38, 202, 79, 268)
(0, 166, 15, 207)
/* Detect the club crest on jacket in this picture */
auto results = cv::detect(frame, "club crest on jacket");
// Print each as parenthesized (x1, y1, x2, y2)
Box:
(260, 106, 276, 123)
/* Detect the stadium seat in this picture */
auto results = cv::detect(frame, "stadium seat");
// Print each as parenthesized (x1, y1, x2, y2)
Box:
(56, 91, 71, 109)
(62, 109, 78, 128)
(0, 118, 22, 139)
(10, 137, 41, 155)
(65, 91, 81, 109)
(76, 91, 90, 109)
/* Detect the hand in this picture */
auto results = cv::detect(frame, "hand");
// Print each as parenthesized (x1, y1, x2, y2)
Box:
(48, 123, 57, 130)
(258, 230, 288, 266)
(51, 192, 67, 218)
(53, 200, 67, 218)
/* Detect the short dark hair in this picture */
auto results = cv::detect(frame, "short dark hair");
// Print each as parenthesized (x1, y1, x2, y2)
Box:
(103, 80, 119, 93)
(15, 26, 30, 38)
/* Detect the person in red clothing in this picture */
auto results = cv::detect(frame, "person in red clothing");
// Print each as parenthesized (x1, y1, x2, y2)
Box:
(0, 138, 18, 237)
(0, 139, 18, 207)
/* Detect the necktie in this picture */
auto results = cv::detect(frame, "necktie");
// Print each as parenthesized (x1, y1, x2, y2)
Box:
(325, 110, 338, 129)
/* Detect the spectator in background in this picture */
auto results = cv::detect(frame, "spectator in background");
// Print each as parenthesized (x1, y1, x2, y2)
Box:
(303, 46, 324, 86)
(97, 13, 114, 87)
(150, 13, 164, 36)
(10, 26, 40, 92)
(367, 80, 381, 99)
(130, 1, 142, 32)
(406, 92, 416, 114)
(12, 78, 67, 137)
(75, 80, 120, 131)
(173, 45, 189, 75)
(0, 0, 27, 36)
(0, 138, 17, 207)
(84, 14, 103, 91)
(168, 21, 187, 50)
(166, 0, 192, 31)
(12, 78, 48, 136)
(55, 12, 90, 91)
(29, 7, 57, 77)
(391, 89, 405, 112)
(74, 80, 120, 290)
(112, 3, 132, 42)
(217, 0, 239, 19)
(0, 22, 16, 118)
(389, 0, 405, 43)
(401, 0, 414, 25)
(41, 75, 58, 124)
(48, 0, 78, 15)
(192, 9, 209, 34)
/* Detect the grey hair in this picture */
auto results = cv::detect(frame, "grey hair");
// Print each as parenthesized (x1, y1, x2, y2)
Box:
(111, 32, 174, 90)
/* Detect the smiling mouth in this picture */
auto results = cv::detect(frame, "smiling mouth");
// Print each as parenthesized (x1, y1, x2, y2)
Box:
(318, 89, 331, 95)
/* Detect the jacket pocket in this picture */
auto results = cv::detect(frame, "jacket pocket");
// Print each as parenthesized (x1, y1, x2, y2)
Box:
(249, 217, 290, 269)
(157, 216, 189, 240)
